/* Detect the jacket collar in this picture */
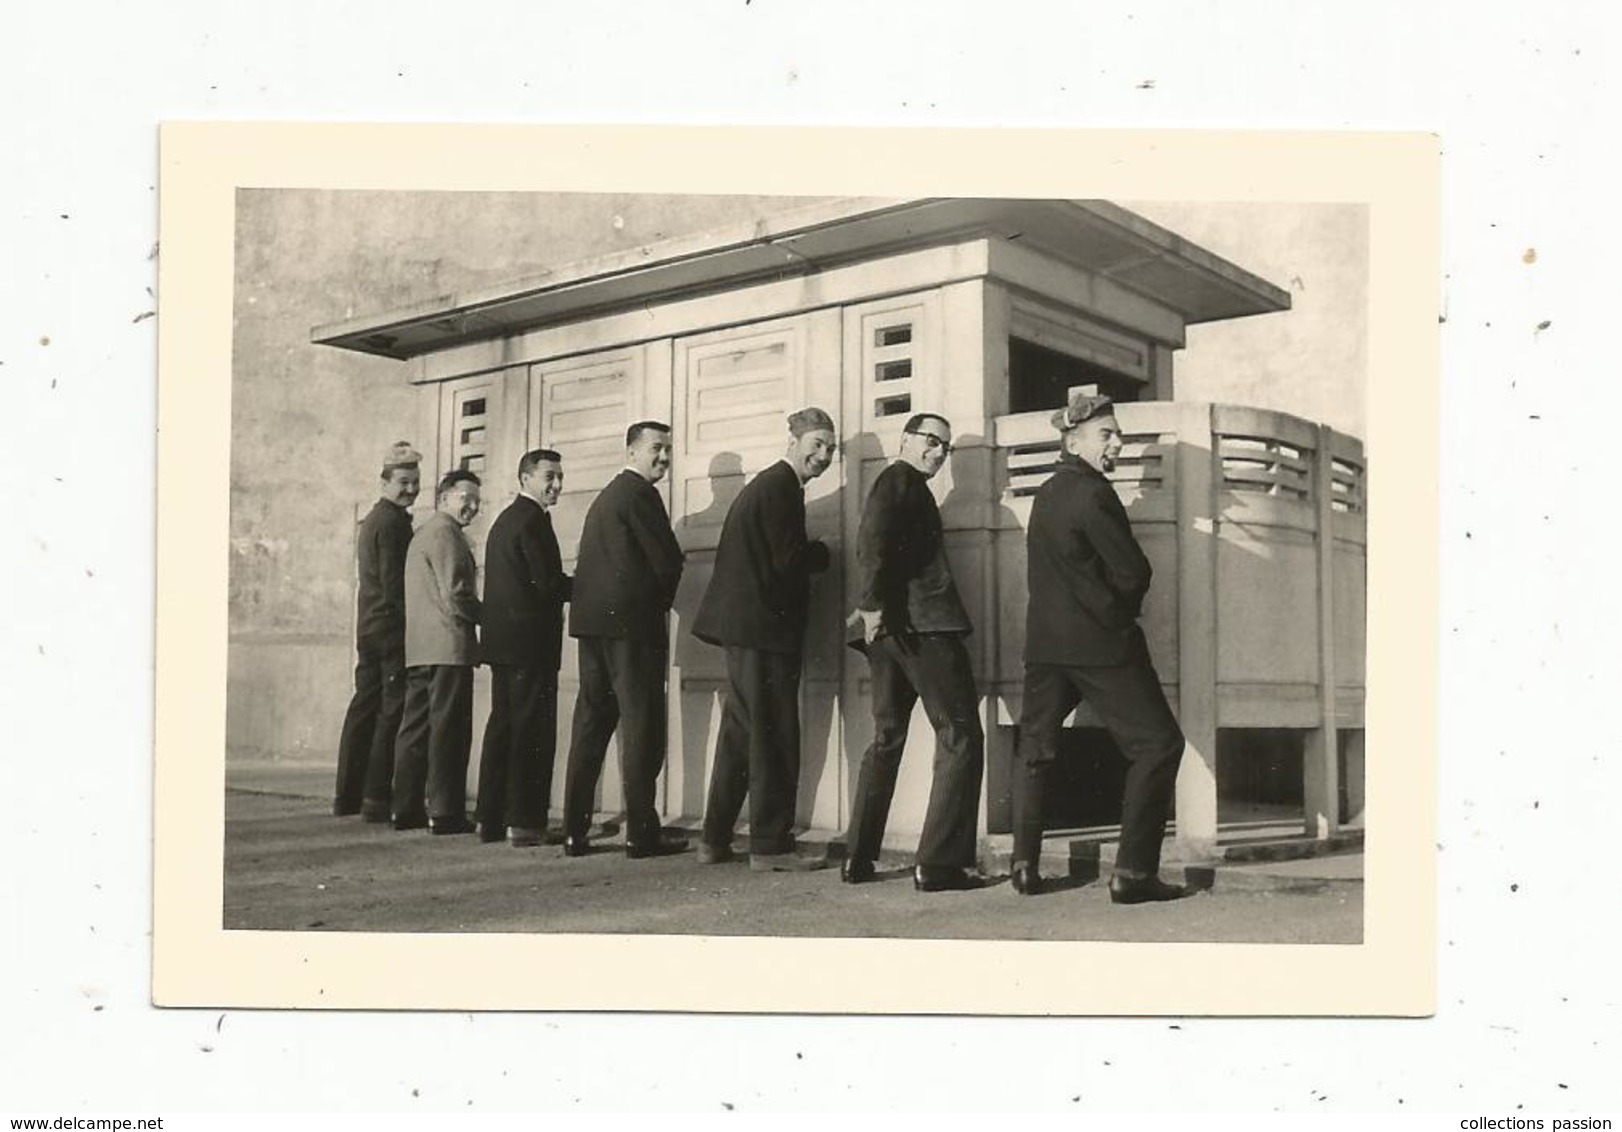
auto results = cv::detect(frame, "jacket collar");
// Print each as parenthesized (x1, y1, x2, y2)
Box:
(1056, 449, 1107, 482)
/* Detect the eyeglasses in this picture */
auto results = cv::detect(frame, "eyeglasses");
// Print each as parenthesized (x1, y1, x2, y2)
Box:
(904, 429, 954, 455)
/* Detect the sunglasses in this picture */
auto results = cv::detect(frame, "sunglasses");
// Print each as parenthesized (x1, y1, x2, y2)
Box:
(904, 429, 954, 455)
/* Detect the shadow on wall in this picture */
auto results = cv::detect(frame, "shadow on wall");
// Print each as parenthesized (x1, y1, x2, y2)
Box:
(672, 451, 745, 819)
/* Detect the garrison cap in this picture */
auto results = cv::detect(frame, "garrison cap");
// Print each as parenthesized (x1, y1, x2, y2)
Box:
(1051, 393, 1116, 433)
(788, 406, 837, 437)
(381, 441, 423, 471)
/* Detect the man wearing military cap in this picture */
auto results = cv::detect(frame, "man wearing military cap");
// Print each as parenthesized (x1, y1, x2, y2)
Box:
(332, 441, 421, 820)
(693, 408, 837, 871)
(843, 412, 986, 892)
(1010, 392, 1188, 902)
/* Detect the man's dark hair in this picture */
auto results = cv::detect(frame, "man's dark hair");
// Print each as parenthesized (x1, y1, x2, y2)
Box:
(902, 412, 951, 435)
(518, 448, 563, 479)
(626, 420, 672, 448)
(436, 469, 481, 499)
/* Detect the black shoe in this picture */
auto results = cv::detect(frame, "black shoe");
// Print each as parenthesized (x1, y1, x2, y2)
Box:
(696, 842, 737, 865)
(562, 835, 592, 858)
(913, 865, 979, 892)
(360, 802, 391, 824)
(1010, 862, 1041, 896)
(477, 821, 505, 844)
(332, 799, 361, 817)
(429, 814, 476, 836)
(392, 812, 429, 831)
(841, 858, 876, 884)
(626, 833, 689, 859)
(508, 826, 565, 848)
(1108, 874, 1187, 905)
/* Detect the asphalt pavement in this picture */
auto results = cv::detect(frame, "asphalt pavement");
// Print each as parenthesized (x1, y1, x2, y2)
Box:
(224, 764, 1362, 944)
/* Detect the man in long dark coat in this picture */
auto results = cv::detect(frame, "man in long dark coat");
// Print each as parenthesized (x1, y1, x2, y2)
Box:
(693, 408, 837, 871)
(475, 448, 571, 847)
(843, 412, 986, 892)
(1011, 392, 1187, 903)
(392, 469, 483, 834)
(561, 421, 688, 858)
(333, 441, 420, 821)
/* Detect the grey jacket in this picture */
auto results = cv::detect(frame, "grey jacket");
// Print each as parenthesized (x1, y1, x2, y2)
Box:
(403, 511, 480, 667)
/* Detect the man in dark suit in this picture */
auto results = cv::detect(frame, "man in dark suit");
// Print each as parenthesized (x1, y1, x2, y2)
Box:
(561, 421, 688, 859)
(333, 441, 420, 821)
(1011, 392, 1187, 903)
(843, 412, 986, 892)
(475, 449, 571, 848)
(693, 408, 837, 871)
(391, 469, 482, 834)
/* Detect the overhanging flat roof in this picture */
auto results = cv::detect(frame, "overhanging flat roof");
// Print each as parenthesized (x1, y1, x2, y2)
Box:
(312, 197, 1292, 360)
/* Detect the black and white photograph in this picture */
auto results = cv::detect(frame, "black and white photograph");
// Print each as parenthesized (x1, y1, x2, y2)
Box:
(210, 158, 1387, 949)
(15, 0, 1620, 1118)
(148, 124, 1435, 1016)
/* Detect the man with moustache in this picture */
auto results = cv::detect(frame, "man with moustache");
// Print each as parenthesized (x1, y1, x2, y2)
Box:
(391, 469, 483, 835)
(693, 408, 838, 872)
(475, 449, 571, 848)
(333, 441, 421, 822)
(1009, 392, 1187, 903)
(843, 413, 986, 892)
(561, 421, 688, 859)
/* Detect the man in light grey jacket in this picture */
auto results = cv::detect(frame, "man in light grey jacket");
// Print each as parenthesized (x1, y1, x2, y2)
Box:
(391, 469, 483, 834)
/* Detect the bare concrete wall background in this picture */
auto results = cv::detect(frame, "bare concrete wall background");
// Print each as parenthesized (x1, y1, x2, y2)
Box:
(1127, 201, 1368, 438)
(227, 193, 1365, 760)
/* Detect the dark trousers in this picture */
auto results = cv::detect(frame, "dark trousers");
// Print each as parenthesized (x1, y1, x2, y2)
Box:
(846, 633, 985, 868)
(1013, 637, 1185, 876)
(333, 646, 407, 813)
(562, 637, 668, 848)
(475, 666, 560, 832)
(391, 664, 474, 821)
(702, 646, 804, 855)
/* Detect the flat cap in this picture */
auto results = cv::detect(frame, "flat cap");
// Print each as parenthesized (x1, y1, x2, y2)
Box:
(1051, 393, 1116, 432)
(788, 406, 837, 437)
(381, 440, 423, 468)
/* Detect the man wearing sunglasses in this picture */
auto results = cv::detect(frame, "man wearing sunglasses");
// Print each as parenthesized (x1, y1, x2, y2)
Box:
(843, 412, 985, 892)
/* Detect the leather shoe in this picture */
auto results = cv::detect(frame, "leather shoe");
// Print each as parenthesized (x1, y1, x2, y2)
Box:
(562, 836, 592, 858)
(913, 865, 979, 892)
(332, 799, 361, 817)
(360, 802, 391, 824)
(392, 812, 428, 832)
(696, 842, 737, 865)
(1108, 874, 1187, 905)
(429, 814, 476, 835)
(626, 833, 690, 859)
(509, 827, 566, 848)
(1010, 862, 1041, 896)
(841, 858, 876, 884)
(750, 850, 828, 872)
(477, 822, 505, 844)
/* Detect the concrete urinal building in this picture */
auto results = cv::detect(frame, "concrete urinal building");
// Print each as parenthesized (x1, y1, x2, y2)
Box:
(313, 197, 1366, 863)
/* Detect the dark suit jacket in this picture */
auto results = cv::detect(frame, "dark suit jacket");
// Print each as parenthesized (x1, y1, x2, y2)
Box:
(568, 469, 685, 644)
(1024, 452, 1153, 667)
(691, 459, 830, 655)
(854, 461, 972, 639)
(354, 497, 414, 655)
(479, 494, 572, 670)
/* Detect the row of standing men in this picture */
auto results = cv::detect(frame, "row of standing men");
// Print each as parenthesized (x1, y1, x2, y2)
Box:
(333, 394, 1188, 901)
